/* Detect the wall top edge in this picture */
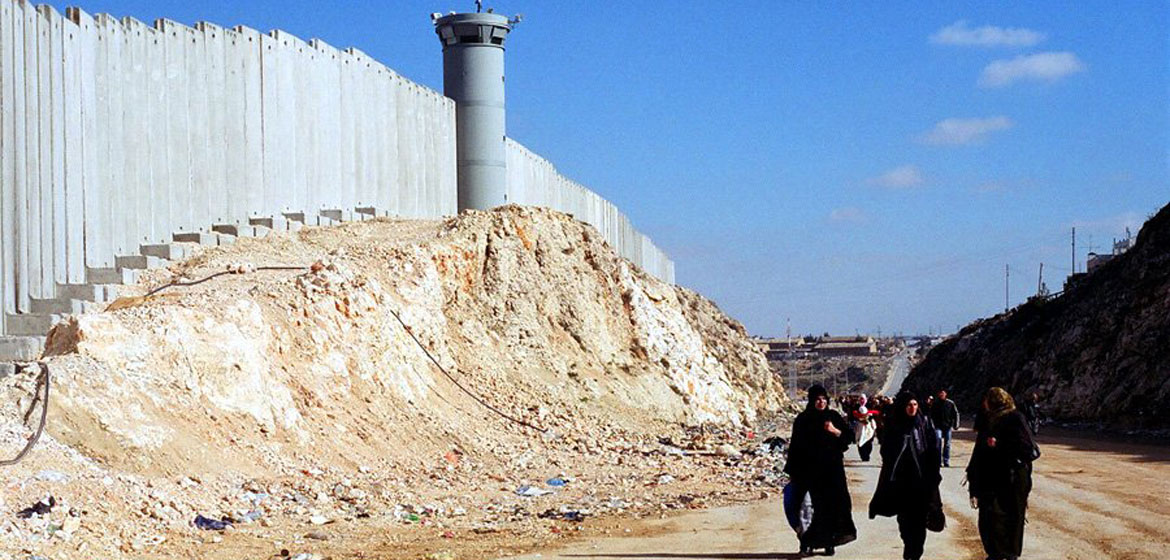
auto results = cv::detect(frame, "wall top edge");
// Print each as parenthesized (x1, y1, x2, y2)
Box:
(21, 0, 444, 100)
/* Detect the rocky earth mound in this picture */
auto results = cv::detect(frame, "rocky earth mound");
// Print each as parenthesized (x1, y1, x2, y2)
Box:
(904, 203, 1170, 430)
(0, 206, 787, 559)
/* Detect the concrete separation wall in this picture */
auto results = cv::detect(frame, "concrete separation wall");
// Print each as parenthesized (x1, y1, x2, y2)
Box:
(505, 139, 675, 284)
(0, 0, 673, 336)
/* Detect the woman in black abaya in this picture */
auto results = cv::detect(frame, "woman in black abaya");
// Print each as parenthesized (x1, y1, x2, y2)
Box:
(868, 390, 944, 560)
(784, 384, 857, 556)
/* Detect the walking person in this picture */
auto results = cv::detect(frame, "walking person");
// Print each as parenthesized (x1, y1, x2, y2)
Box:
(869, 390, 944, 560)
(930, 389, 960, 467)
(785, 384, 858, 556)
(966, 387, 1039, 560)
(851, 394, 878, 462)
(1019, 392, 1042, 435)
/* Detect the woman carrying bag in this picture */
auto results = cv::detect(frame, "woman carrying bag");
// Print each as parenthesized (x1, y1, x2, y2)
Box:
(869, 390, 945, 560)
(784, 384, 857, 556)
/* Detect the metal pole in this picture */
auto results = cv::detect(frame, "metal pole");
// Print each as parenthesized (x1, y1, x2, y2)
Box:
(1005, 264, 1010, 312)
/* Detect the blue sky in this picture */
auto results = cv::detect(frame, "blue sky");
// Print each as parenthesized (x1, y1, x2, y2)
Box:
(54, 1, 1169, 336)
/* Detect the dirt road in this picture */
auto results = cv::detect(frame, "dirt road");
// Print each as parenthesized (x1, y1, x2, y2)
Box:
(505, 428, 1170, 560)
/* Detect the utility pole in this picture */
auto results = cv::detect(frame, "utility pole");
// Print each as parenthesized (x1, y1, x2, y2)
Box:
(1005, 264, 1010, 312)
(1071, 227, 1077, 274)
(1037, 263, 1044, 295)
(786, 318, 796, 399)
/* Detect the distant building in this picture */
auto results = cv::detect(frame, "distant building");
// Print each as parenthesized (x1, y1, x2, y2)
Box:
(814, 340, 878, 357)
(1087, 252, 1114, 272)
(751, 337, 807, 360)
(1087, 229, 1134, 273)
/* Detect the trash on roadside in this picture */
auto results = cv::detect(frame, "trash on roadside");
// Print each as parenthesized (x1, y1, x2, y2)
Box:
(538, 508, 588, 522)
(35, 470, 69, 483)
(515, 485, 553, 497)
(545, 477, 567, 487)
(193, 514, 232, 531)
(16, 496, 55, 519)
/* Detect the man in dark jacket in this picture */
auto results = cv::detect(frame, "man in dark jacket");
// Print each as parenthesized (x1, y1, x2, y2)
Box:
(930, 389, 959, 467)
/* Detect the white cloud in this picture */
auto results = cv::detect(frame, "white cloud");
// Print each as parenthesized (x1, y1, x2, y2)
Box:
(867, 165, 925, 189)
(930, 21, 1046, 48)
(829, 207, 867, 224)
(920, 116, 1014, 145)
(979, 52, 1086, 88)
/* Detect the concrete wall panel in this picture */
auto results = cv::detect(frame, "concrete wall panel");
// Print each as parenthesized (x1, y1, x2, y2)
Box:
(29, 4, 46, 298)
(1, 0, 15, 315)
(46, 7, 66, 285)
(504, 138, 674, 283)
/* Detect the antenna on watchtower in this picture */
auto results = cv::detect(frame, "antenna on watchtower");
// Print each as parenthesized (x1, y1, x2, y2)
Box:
(475, 0, 483, 13)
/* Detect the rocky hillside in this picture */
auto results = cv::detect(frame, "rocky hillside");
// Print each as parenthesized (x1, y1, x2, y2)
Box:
(0, 206, 786, 558)
(904, 203, 1170, 430)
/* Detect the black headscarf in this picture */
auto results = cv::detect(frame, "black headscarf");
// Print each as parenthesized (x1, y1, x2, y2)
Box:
(888, 390, 931, 436)
(806, 384, 829, 411)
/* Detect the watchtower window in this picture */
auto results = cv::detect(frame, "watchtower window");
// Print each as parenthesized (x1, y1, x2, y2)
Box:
(490, 36, 504, 45)
(458, 34, 481, 44)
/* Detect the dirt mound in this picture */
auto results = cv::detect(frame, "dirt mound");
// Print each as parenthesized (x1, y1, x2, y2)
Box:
(904, 203, 1170, 430)
(0, 206, 786, 558)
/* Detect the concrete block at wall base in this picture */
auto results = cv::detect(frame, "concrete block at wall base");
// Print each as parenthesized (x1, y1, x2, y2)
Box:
(216, 233, 237, 246)
(116, 255, 169, 271)
(3, 313, 64, 337)
(140, 243, 192, 261)
(319, 209, 354, 223)
(30, 298, 100, 315)
(173, 232, 219, 246)
(249, 216, 301, 232)
(87, 267, 140, 285)
(281, 212, 305, 223)
(0, 362, 13, 379)
(0, 336, 45, 361)
(56, 284, 120, 303)
(212, 224, 271, 238)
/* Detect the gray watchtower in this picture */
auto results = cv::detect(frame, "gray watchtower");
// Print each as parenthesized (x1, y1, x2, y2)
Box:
(433, 10, 514, 211)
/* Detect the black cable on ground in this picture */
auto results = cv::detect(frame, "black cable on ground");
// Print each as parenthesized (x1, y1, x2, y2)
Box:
(144, 266, 308, 297)
(387, 308, 548, 434)
(0, 361, 50, 467)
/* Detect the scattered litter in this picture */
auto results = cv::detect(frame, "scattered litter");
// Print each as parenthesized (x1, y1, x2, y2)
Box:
(545, 477, 567, 487)
(657, 474, 676, 485)
(304, 531, 329, 541)
(538, 508, 588, 522)
(516, 485, 553, 497)
(16, 496, 55, 519)
(762, 436, 788, 454)
(309, 515, 330, 525)
(715, 443, 741, 458)
(193, 514, 232, 531)
(238, 510, 263, 523)
(34, 470, 69, 483)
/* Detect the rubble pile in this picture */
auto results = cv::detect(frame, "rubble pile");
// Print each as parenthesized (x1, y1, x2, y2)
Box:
(0, 206, 789, 559)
